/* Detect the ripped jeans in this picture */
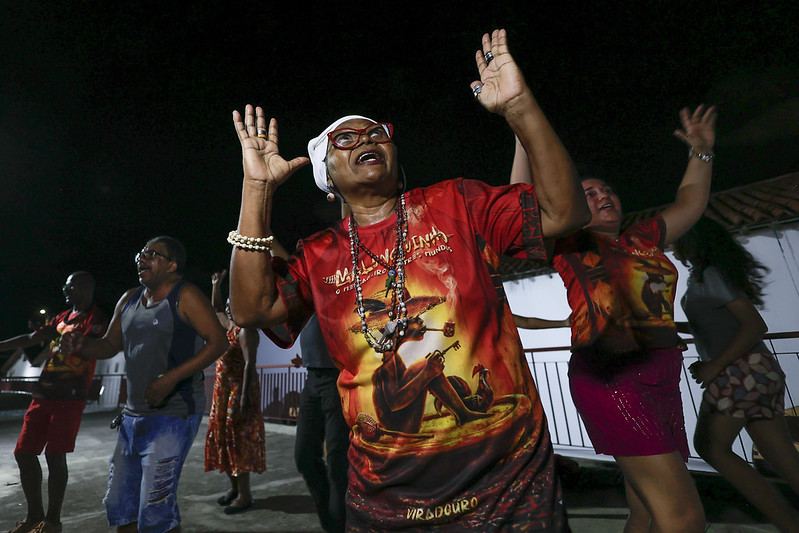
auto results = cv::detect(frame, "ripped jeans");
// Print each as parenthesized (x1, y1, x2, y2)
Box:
(104, 413, 202, 532)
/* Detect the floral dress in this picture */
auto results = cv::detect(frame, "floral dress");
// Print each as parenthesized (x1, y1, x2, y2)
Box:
(204, 326, 266, 475)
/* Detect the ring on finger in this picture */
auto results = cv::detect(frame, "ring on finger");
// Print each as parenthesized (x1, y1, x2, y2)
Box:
(472, 83, 483, 99)
(484, 51, 494, 65)
(257, 128, 268, 138)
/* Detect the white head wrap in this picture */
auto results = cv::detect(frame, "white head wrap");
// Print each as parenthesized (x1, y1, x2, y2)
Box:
(307, 115, 376, 193)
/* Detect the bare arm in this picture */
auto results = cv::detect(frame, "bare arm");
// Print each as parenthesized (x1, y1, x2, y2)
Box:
(229, 108, 310, 328)
(210, 270, 233, 329)
(269, 236, 291, 261)
(61, 289, 136, 360)
(210, 270, 227, 313)
(513, 314, 570, 329)
(0, 326, 57, 353)
(688, 298, 767, 388)
(509, 135, 532, 186)
(238, 327, 260, 413)
(661, 105, 718, 245)
(144, 283, 228, 407)
(473, 30, 590, 238)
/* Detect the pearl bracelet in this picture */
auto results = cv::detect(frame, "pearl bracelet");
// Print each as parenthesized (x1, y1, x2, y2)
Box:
(227, 230, 274, 252)
(688, 146, 715, 163)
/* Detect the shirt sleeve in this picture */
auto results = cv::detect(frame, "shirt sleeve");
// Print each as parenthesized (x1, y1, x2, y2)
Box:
(85, 308, 109, 338)
(263, 247, 314, 349)
(700, 266, 746, 307)
(626, 216, 667, 250)
(458, 179, 547, 262)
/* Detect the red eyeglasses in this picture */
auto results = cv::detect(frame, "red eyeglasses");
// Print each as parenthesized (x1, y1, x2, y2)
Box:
(327, 123, 394, 150)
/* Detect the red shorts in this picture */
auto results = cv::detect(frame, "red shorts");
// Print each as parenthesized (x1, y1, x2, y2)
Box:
(14, 398, 86, 455)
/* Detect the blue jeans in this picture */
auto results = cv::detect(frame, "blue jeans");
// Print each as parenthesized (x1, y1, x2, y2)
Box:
(295, 368, 350, 533)
(104, 413, 201, 533)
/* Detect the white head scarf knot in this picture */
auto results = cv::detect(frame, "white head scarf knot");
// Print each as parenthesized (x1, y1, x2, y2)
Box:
(307, 115, 376, 193)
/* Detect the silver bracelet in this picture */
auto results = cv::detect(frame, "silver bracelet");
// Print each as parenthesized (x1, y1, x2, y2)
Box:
(688, 146, 715, 163)
(227, 230, 274, 252)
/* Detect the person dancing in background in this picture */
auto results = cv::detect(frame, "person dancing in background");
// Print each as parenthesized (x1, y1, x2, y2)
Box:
(673, 216, 799, 532)
(204, 270, 266, 515)
(510, 105, 717, 532)
(293, 314, 350, 533)
(0, 272, 107, 533)
(60, 236, 228, 533)
(227, 29, 590, 531)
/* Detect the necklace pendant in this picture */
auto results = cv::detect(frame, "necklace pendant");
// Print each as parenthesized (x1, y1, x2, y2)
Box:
(384, 269, 397, 296)
(377, 320, 398, 351)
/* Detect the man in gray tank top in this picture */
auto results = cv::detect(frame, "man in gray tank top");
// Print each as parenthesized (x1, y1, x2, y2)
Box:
(61, 236, 228, 533)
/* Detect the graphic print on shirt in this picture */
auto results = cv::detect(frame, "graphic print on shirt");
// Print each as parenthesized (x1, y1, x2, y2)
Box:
(554, 219, 681, 353)
(271, 180, 561, 529)
(37, 307, 107, 400)
(320, 212, 536, 466)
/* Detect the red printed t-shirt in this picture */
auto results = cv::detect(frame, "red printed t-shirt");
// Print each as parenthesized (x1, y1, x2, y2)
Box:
(35, 305, 108, 401)
(268, 179, 564, 531)
(552, 217, 683, 354)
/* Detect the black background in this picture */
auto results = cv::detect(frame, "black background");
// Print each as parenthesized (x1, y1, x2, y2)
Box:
(1, 1, 797, 338)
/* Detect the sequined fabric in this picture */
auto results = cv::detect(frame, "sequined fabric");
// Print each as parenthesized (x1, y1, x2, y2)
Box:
(569, 347, 690, 460)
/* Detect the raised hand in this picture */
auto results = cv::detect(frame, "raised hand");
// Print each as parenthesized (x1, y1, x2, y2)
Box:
(211, 270, 228, 286)
(470, 29, 528, 116)
(232, 104, 310, 188)
(674, 105, 718, 155)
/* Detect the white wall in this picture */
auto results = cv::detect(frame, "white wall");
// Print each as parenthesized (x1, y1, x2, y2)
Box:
(256, 330, 303, 367)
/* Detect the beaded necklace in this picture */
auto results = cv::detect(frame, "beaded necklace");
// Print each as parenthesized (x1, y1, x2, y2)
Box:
(347, 194, 408, 352)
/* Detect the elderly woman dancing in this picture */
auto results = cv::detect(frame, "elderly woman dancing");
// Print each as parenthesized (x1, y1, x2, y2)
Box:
(510, 105, 717, 532)
(228, 29, 590, 532)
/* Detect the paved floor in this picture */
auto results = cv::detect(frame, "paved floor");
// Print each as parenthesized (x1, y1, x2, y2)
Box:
(0, 411, 790, 532)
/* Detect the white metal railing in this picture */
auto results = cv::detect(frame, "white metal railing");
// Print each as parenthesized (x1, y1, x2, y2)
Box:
(6, 333, 796, 475)
(525, 332, 799, 473)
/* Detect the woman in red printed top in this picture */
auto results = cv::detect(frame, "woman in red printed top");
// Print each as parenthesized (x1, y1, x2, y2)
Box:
(227, 29, 592, 532)
(511, 106, 717, 532)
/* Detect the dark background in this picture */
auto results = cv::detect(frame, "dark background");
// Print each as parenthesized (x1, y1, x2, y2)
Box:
(1, 1, 797, 339)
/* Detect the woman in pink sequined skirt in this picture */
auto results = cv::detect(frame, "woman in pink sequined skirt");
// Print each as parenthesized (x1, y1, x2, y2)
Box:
(513, 105, 717, 532)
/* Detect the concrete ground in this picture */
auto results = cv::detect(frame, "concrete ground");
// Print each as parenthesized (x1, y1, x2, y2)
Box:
(0, 411, 790, 532)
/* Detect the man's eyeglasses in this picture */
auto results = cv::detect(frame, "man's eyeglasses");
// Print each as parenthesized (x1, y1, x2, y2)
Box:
(327, 123, 394, 150)
(135, 249, 172, 263)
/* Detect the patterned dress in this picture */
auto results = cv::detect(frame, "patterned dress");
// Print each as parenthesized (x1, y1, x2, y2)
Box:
(204, 326, 266, 476)
(681, 266, 786, 419)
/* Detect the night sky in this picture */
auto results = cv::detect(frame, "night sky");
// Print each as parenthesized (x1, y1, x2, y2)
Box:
(1, 1, 797, 339)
